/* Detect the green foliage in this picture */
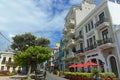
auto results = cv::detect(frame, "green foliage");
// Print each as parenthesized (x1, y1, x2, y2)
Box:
(64, 72, 93, 78)
(100, 72, 116, 78)
(64, 68, 69, 72)
(0, 74, 4, 76)
(11, 33, 50, 52)
(64, 71, 116, 79)
(11, 33, 36, 51)
(92, 68, 100, 74)
(35, 37, 50, 47)
(7, 72, 16, 76)
(14, 46, 52, 67)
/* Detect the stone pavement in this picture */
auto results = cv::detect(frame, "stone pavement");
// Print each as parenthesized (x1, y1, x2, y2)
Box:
(46, 72, 69, 80)
(0, 76, 14, 80)
(0, 72, 69, 80)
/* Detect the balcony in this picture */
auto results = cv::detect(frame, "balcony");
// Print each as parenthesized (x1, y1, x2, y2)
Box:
(1, 61, 6, 64)
(97, 38, 114, 50)
(66, 52, 75, 59)
(5, 61, 14, 66)
(76, 50, 84, 54)
(62, 27, 68, 34)
(75, 35, 83, 43)
(61, 56, 66, 60)
(67, 29, 75, 37)
(67, 39, 76, 48)
(95, 18, 109, 30)
(62, 36, 68, 42)
(84, 44, 97, 52)
(75, 50, 85, 57)
(62, 45, 68, 51)
(66, 23, 75, 29)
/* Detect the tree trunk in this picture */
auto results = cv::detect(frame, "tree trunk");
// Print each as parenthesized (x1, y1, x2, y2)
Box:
(27, 65, 31, 79)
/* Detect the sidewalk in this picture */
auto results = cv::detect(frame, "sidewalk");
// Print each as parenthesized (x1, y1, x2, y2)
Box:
(46, 72, 69, 80)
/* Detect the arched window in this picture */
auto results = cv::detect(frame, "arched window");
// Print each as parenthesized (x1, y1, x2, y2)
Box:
(110, 56, 118, 77)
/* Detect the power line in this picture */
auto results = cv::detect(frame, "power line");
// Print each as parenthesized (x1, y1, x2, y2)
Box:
(0, 32, 11, 43)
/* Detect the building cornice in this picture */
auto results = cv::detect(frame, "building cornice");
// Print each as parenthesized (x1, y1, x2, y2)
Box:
(76, 0, 108, 29)
(65, 6, 79, 20)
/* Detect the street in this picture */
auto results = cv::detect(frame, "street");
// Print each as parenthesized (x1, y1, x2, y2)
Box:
(0, 72, 68, 80)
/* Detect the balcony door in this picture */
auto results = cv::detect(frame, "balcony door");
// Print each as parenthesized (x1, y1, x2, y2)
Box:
(102, 29, 109, 41)
(109, 56, 118, 77)
(99, 12, 105, 23)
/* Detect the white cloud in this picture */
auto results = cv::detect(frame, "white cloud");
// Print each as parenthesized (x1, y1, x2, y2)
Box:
(0, 0, 82, 50)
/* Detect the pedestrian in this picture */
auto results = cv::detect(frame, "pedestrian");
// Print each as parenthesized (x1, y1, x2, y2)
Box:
(43, 70, 47, 80)
(17, 69, 21, 75)
(93, 72, 101, 80)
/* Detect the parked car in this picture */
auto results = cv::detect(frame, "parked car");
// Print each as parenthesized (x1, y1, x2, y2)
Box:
(36, 70, 44, 75)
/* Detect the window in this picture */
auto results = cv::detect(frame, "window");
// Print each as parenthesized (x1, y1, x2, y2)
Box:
(79, 31, 82, 35)
(88, 23, 91, 31)
(85, 20, 94, 33)
(87, 36, 96, 49)
(7, 66, 10, 71)
(93, 36, 96, 45)
(89, 38, 93, 46)
(85, 26, 88, 33)
(87, 39, 89, 47)
(99, 12, 105, 23)
(13, 67, 16, 72)
(91, 21, 94, 28)
(8, 58, 11, 63)
(80, 43, 83, 52)
(102, 29, 108, 40)
(2, 57, 6, 63)
(72, 47, 76, 52)
(1, 66, 4, 70)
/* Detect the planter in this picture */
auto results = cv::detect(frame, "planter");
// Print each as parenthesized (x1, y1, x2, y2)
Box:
(101, 78, 117, 80)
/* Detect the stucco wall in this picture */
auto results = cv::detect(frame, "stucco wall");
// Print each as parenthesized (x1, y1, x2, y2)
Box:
(108, 1, 120, 25)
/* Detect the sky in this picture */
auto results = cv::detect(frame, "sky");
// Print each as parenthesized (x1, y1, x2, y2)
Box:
(0, 0, 117, 51)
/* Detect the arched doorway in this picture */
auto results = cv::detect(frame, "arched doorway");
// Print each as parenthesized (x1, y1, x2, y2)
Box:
(109, 56, 118, 77)
(98, 59, 105, 72)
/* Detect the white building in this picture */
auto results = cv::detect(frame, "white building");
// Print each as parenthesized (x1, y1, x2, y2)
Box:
(62, 0, 120, 78)
(0, 52, 20, 72)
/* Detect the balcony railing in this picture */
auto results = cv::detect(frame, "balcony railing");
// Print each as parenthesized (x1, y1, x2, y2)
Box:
(76, 50, 84, 54)
(97, 38, 112, 46)
(67, 23, 75, 29)
(67, 29, 75, 37)
(75, 35, 83, 40)
(95, 18, 109, 28)
(67, 39, 76, 48)
(84, 44, 97, 52)
(62, 37, 68, 42)
(1, 61, 6, 64)
(62, 27, 68, 34)
(75, 35, 83, 42)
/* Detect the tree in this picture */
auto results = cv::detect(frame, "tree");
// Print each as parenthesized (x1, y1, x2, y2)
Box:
(14, 46, 52, 78)
(35, 37, 50, 47)
(11, 33, 36, 52)
(11, 33, 50, 52)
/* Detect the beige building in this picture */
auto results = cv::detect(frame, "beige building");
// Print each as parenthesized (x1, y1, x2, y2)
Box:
(0, 52, 20, 72)
(48, 43, 60, 71)
(62, 0, 120, 78)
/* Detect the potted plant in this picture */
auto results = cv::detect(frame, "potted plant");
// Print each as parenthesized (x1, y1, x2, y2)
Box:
(100, 72, 116, 80)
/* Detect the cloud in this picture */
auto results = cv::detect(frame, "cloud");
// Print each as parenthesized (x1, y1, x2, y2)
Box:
(0, 0, 83, 51)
